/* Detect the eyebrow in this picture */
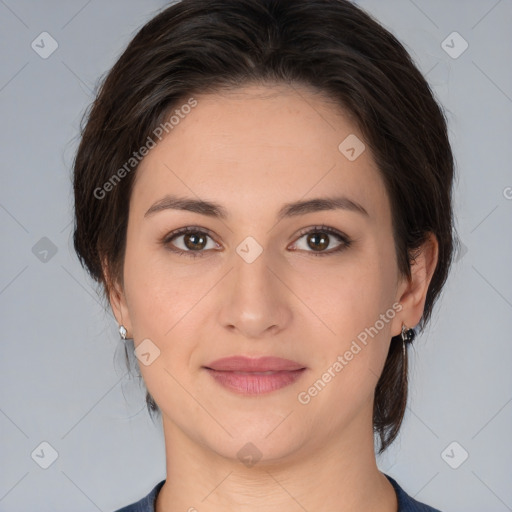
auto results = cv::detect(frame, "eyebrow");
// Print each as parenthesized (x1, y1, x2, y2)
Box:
(144, 194, 369, 221)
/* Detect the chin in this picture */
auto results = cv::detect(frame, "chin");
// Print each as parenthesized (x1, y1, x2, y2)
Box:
(212, 435, 307, 469)
(197, 414, 310, 466)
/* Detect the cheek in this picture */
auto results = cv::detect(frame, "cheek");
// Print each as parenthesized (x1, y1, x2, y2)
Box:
(122, 242, 231, 382)
(292, 247, 397, 338)
(294, 287, 397, 429)
(291, 246, 399, 400)
(123, 231, 200, 335)
(122, 254, 205, 405)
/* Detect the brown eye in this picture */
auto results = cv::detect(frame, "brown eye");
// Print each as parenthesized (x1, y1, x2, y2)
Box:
(163, 227, 218, 258)
(292, 225, 352, 256)
(306, 232, 330, 251)
(182, 232, 208, 251)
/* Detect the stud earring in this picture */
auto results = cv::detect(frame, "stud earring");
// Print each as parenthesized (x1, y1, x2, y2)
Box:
(119, 325, 128, 340)
(401, 323, 416, 344)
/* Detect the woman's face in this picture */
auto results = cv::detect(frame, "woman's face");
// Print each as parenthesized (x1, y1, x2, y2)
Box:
(113, 84, 411, 463)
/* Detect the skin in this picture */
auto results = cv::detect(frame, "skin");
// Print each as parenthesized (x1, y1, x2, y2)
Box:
(106, 83, 438, 512)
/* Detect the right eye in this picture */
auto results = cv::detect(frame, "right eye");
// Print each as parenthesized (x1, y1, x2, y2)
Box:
(162, 226, 220, 258)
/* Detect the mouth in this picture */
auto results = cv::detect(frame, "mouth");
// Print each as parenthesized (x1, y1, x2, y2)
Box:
(203, 356, 307, 395)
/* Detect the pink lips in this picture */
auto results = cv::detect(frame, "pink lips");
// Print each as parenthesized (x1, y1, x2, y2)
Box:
(204, 356, 306, 395)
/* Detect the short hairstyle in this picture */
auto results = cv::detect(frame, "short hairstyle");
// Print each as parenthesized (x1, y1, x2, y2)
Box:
(72, 0, 457, 454)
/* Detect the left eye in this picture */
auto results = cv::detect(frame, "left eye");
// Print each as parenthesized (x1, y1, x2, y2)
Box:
(290, 226, 351, 256)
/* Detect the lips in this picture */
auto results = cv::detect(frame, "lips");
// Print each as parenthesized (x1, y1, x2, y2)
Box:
(204, 356, 305, 372)
(203, 356, 307, 394)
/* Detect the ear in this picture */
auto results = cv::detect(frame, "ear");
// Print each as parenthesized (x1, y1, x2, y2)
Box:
(101, 257, 132, 336)
(392, 233, 439, 336)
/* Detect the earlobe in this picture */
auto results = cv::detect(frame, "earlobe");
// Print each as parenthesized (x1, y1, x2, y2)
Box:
(395, 233, 439, 332)
(101, 257, 132, 334)
(108, 282, 128, 323)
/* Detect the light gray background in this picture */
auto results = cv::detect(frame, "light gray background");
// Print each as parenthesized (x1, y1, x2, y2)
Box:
(0, 1, 511, 511)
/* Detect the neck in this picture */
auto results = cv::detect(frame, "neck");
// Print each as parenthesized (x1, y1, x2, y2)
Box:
(155, 406, 397, 512)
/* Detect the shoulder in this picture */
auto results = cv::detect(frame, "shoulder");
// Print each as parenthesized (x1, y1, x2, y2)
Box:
(112, 480, 166, 512)
(384, 474, 443, 512)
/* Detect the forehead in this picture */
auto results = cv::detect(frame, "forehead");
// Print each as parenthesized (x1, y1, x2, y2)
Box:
(132, 84, 389, 222)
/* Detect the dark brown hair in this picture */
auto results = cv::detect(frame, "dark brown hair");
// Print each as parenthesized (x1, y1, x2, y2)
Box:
(72, 0, 457, 454)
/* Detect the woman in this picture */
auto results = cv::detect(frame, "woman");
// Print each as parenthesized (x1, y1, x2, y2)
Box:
(72, 0, 456, 510)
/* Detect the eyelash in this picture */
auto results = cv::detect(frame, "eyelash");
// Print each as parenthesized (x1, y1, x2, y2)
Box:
(161, 224, 352, 259)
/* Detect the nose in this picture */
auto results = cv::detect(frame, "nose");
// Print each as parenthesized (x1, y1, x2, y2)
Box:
(217, 245, 293, 339)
